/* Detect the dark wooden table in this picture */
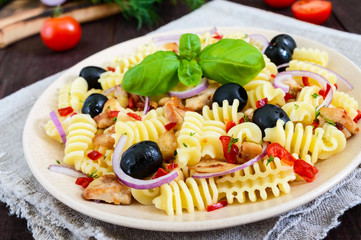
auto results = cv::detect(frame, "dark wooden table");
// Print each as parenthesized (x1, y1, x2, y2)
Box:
(0, 1, 360, 239)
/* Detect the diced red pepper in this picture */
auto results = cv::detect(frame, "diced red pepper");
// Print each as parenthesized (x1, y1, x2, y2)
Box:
(109, 110, 120, 118)
(267, 143, 296, 166)
(166, 162, 178, 170)
(58, 106, 74, 117)
(310, 120, 320, 129)
(256, 98, 268, 109)
(87, 150, 103, 161)
(318, 84, 331, 99)
(225, 121, 236, 132)
(293, 159, 319, 182)
(128, 96, 134, 109)
(127, 112, 142, 121)
(107, 66, 115, 72)
(207, 200, 228, 212)
(152, 168, 168, 179)
(334, 83, 338, 89)
(212, 33, 223, 40)
(271, 74, 276, 78)
(165, 122, 177, 131)
(239, 118, 245, 124)
(75, 177, 93, 188)
(302, 76, 310, 86)
(219, 136, 239, 164)
(353, 110, 361, 123)
(284, 93, 294, 102)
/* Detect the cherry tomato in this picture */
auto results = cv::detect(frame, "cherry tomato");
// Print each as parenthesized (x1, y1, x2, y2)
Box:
(291, 0, 332, 25)
(41, 16, 82, 51)
(264, 0, 295, 8)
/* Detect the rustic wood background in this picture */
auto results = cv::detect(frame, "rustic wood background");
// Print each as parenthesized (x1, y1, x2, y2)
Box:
(0, 0, 360, 239)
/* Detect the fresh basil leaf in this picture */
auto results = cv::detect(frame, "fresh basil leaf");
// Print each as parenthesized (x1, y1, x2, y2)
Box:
(178, 59, 203, 86)
(198, 39, 265, 85)
(122, 51, 180, 96)
(179, 33, 201, 60)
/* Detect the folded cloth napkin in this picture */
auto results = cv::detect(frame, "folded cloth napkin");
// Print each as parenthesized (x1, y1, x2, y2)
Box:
(1, 0, 361, 239)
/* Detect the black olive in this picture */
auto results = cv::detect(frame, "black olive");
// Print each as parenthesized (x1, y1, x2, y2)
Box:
(264, 44, 292, 66)
(252, 104, 290, 136)
(121, 141, 163, 179)
(212, 83, 248, 112)
(270, 34, 297, 53)
(79, 66, 106, 90)
(81, 93, 108, 118)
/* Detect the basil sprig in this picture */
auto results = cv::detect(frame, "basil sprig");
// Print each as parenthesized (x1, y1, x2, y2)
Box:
(122, 33, 265, 96)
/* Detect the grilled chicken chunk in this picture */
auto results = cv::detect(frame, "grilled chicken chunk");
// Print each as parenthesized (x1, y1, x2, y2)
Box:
(82, 175, 131, 205)
(319, 107, 359, 137)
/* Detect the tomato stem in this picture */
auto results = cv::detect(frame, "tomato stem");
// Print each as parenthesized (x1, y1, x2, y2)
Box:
(53, 5, 63, 18)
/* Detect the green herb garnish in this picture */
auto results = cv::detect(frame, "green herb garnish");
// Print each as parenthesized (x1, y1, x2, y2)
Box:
(113, 117, 117, 122)
(183, 142, 188, 148)
(227, 135, 239, 154)
(56, 160, 61, 164)
(88, 170, 98, 178)
(312, 93, 319, 99)
(190, 132, 196, 136)
(294, 104, 299, 109)
(266, 155, 274, 166)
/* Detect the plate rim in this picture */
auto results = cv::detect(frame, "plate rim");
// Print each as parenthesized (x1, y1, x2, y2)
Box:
(23, 26, 361, 232)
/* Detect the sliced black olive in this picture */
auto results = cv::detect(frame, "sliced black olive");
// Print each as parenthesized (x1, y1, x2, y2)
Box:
(252, 104, 290, 136)
(212, 83, 248, 112)
(270, 34, 297, 53)
(81, 93, 108, 118)
(264, 44, 292, 66)
(79, 66, 106, 90)
(121, 141, 163, 179)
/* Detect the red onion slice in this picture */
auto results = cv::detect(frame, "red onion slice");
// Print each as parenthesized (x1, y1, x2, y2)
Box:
(249, 34, 269, 53)
(103, 84, 122, 95)
(309, 63, 353, 90)
(143, 97, 150, 115)
(192, 143, 267, 179)
(112, 135, 179, 189)
(41, 0, 66, 6)
(277, 63, 290, 70)
(48, 165, 86, 178)
(273, 70, 333, 109)
(50, 111, 66, 145)
(168, 78, 209, 99)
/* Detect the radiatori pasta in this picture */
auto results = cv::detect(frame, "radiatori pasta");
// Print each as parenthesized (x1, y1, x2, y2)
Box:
(44, 29, 360, 215)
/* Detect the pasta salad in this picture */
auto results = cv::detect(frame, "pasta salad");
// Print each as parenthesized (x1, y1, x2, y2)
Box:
(45, 29, 360, 215)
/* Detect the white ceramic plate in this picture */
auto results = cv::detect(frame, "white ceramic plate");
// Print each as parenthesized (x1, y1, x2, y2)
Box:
(23, 27, 361, 232)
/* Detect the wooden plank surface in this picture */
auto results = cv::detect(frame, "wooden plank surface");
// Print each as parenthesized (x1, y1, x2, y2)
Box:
(0, 0, 360, 239)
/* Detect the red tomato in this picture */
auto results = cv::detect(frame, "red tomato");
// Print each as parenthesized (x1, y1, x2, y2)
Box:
(41, 16, 81, 51)
(264, 0, 295, 8)
(291, 1, 332, 25)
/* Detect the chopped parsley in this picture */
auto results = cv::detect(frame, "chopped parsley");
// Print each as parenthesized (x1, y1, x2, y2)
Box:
(227, 135, 239, 154)
(190, 132, 196, 136)
(88, 170, 98, 178)
(294, 104, 299, 109)
(113, 117, 117, 122)
(172, 150, 178, 160)
(56, 160, 61, 164)
(324, 117, 336, 126)
(266, 155, 274, 166)
(312, 93, 319, 99)
(183, 142, 188, 148)
(243, 115, 249, 122)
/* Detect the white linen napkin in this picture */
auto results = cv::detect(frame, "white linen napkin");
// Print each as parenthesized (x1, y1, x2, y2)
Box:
(1, 1, 360, 239)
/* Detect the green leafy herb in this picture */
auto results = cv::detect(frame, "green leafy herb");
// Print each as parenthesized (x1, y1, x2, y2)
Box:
(227, 135, 238, 154)
(183, 142, 188, 148)
(178, 58, 202, 86)
(113, 117, 117, 122)
(266, 155, 274, 166)
(172, 150, 178, 160)
(178, 33, 201, 60)
(315, 107, 321, 120)
(56, 160, 61, 164)
(190, 132, 196, 136)
(122, 51, 180, 96)
(294, 104, 299, 109)
(312, 93, 319, 99)
(198, 39, 265, 85)
(243, 115, 249, 122)
(88, 170, 98, 178)
(324, 116, 336, 126)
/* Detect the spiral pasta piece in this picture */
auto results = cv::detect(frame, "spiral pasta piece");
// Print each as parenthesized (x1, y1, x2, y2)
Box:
(292, 47, 328, 67)
(58, 83, 72, 109)
(200, 120, 226, 159)
(252, 55, 278, 82)
(227, 122, 263, 146)
(319, 124, 347, 159)
(202, 99, 243, 124)
(296, 85, 323, 108)
(282, 102, 315, 125)
(131, 187, 161, 205)
(153, 177, 218, 215)
(244, 80, 286, 108)
(331, 91, 359, 119)
(287, 60, 337, 84)
(64, 114, 97, 166)
(217, 157, 295, 203)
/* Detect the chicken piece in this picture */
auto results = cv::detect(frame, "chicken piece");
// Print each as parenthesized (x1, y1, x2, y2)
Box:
(93, 132, 115, 148)
(94, 110, 115, 129)
(158, 97, 170, 106)
(284, 78, 303, 96)
(82, 175, 131, 205)
(243, 108, 255, 122)
(164, 42, 179, 52)
(113, 85, 128, 108)
(163, 97, 189, 128)
(190, 159, 236, 173)
(185, 83, 219, 111)
(319, 107, 359, 135)
(135, 100, 158, 112)
(156, 131, 178, 161)
(103, 98, 122, 111)
(237, 142, 263, 164)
